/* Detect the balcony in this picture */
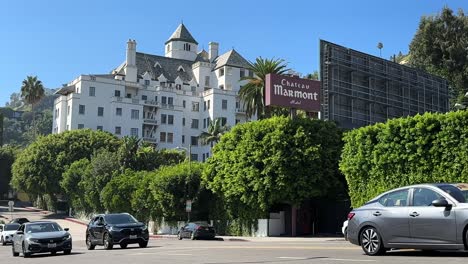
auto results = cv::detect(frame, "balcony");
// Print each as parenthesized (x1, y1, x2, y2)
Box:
(236, 108, 246, 114)
(143, 137, 158, 143)
(143, 118, 158, 125)
(161, 104, 175, 110)
(144, 100, 159, 106)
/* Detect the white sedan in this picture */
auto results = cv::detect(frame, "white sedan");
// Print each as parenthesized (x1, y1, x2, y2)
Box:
(341, 220, 348, 241)
(1, 223, 20, 245)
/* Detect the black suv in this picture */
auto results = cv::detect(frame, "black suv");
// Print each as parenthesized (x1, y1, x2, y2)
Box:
(85, 213, 149, 250)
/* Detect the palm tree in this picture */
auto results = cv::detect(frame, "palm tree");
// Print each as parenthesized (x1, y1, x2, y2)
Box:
(239, 57, 289, 119)
(20, 76, 45, 136)
(199, 118, 229, 146)
(377, 42, 384, 57)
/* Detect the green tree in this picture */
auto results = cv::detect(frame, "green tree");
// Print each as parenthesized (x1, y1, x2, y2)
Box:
(239, 57, 289, 119)
(304, 71, 319, 80)
(118, 136, 141, 170)
(20, 76, 45, 135)
(340, 111, 468, 208)
(199, 118, 230, 146)
(60, 158, 92, 212)
(409, 7, 468, 105)
(11, 129, 120, 206)
(203, 116, 344, 221)
(102, 169, 140, 214)
(0, 145, 19, 198)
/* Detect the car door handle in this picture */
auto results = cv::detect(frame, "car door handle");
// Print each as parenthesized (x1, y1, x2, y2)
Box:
(409, 212, 420, 217)
(373, 211, 381, 216)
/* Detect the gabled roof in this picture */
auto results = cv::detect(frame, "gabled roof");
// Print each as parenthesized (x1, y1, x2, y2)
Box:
(214, 49, 251, 70)
(135, 52, 195, 83)
(165, 23, 198, 45)
(195, 50, 210, 63)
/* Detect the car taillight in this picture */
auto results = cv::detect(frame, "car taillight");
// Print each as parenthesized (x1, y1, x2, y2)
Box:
(347, 212, 355, 220)
(197, 226, 204, 230)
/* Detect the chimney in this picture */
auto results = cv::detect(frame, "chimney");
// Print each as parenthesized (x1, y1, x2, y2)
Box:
(209, 42, 219, 62)
(126, 39, 137, 66)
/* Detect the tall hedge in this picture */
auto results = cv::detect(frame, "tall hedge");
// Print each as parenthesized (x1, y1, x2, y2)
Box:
(340, 111, 468, 207)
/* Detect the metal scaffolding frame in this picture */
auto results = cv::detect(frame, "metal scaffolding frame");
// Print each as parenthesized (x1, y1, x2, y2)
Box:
(320, 40, 449, 129)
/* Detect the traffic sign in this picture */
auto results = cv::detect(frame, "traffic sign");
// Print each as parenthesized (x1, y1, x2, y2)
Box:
(185, 200, 192, 213)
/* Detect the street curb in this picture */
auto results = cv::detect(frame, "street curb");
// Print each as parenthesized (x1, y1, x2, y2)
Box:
(64, 217, 88, 226)
(22, 206, 50, 215)
(149, 234, 177, 239)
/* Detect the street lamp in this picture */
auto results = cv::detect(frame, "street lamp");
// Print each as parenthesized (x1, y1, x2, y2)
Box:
(175, 145, 192, 222)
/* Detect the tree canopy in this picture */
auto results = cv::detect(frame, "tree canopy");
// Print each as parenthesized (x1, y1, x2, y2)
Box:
(409, 7, 468, 105)
(203, 116, 344, 220)
(340, 111, 468, 208)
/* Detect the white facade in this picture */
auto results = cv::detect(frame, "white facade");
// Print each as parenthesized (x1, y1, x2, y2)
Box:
(53, 24, 254, 161)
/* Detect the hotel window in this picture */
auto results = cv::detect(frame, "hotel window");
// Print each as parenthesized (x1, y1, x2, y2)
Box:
(176, 84, 182, 90)
(160, 132, 166, 142)
(162, 96, 167, 105)
(89, 86, 95, 97)
(167, 44, 170, 52)
(204, 101, 207, 111)
(115, 126, 121, 135)
(155, 96, 158, 102)
(191, 154, 198, 161)
(144, 80, 150, 86)
(67, 105, 70, 116)
(191, 119, 199, 129)
(191, 86, 196, 92)
(131, 109, 139, 119)
(202, 153, 206, 162)
(98, 107, 104, 117)
(168, 115, 174, 125)
(97, 126, 103, 131)
(203, 118, 206, 129)
(240, 69, 245, 78)
(55, 108, 59, 118)
(219, 68, 225, 76)
(115, 90, 121, 97)
(191, 136, 198, 146)
(168, 97, 174, 106)
(220, 117, 227, 126)
(78, 124, 84, 129)
(222, 100, 228, 110)
(116, 108, 122, 116)
(182, 117, 185, 126)
(183, 100, 186, 108)
(192, 102, 199, 112)
(161, 114, 167, 124)
(208, 100, 211, 110)
(236, 101, 240, 109)
(126, 93, 131, 98)
(204, 76, 210, 87)
(142, 95, 147, 100)
(219, 85, 224, 90)
(79, 105, 85, 115)
(182, 135, 185, 144)
(130, 128, 139, 137)
(167, 133, 174, 143)
(236, 119, 240, 124)
(248, 70, 254, 77)
(184, 43, 191, 51)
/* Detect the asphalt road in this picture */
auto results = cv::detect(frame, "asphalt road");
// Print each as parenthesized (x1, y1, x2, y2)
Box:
(2, 205, 468, 263)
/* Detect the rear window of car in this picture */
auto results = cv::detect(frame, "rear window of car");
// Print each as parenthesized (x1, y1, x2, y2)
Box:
(4, 224, 20, 231)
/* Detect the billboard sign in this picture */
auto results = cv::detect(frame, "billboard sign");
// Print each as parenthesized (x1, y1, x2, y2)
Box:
(265, 73, 320, 112)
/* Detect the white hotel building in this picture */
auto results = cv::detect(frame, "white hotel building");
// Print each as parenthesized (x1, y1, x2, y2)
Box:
(53, 24, 254, 161)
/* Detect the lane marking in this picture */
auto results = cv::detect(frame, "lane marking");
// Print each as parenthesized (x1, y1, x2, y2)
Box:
(278, 257, 307, 260)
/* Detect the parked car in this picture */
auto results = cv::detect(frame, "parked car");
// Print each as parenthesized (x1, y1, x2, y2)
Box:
(341, 220, 348, 241)
(347, 183, 468, 255)
(10, 218, 29, 225)
(85, 213, 149, 250)
(12, 221, 72, 257)
(178, 222, 216, 240)
(1, 223, 20, 245)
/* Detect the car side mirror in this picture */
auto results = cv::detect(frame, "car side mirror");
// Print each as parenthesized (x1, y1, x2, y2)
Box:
(16, 231, 24, 235)
(64, 228, 69, 231)
(432, 198, 449, 207)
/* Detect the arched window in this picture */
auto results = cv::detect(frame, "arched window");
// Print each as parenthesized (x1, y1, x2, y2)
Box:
(178, 66, 185, 72)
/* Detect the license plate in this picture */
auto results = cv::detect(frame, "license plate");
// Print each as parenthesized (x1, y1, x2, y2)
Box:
(129, 235, 137, 239)
(48, 243, 56, 248)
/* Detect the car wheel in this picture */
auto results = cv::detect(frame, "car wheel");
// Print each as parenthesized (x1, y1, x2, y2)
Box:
(177, 232, 183, 240)
(64, 249, 71, 255)
(360, 227, 386, 256)
(86, 235, 95, 250)
(139, 241, 148, 248)
(120, 243, 127, 249)
(344, 227, 348, 241)
(190, 232, 196, 240)
(22, 243, 31, 258)
(1, 236, 5, 246)
(103, 233, 113, 250)
(12, 244, 19, 257)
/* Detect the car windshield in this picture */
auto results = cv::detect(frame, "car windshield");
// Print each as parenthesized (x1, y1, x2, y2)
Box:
(105, 214, 138, 224)
(26, 223, 63, 233)
(437, 184, 467, 203)
(4, 224, 20, 231)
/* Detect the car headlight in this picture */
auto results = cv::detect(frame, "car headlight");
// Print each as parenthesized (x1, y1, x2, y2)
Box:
(62, 234, 72, 241)
(28, 238, 39, 243)
(142, 225, 148, 231)
(110, 226, 122, 232)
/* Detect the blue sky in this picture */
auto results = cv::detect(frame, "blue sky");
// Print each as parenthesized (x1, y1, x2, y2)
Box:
(1, 0, 466, 106)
